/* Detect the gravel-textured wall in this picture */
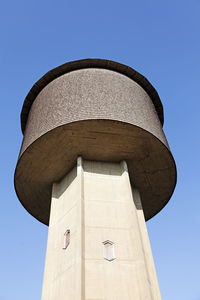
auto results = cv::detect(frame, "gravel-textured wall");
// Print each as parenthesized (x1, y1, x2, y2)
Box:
(20, 68, 167, 155)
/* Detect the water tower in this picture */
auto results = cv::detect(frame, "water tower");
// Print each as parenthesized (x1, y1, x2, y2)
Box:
(14, 59, 176, 299)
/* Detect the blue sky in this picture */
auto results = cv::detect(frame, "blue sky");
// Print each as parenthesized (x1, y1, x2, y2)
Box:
(1, 0, 200, 299)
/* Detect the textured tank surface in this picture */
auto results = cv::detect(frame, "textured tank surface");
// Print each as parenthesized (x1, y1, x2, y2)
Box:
(14, 59, 176, 225)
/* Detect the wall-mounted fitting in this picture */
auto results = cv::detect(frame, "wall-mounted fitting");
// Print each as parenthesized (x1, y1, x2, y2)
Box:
(102, 240, 116, 261)
(63, 229, 70, 249)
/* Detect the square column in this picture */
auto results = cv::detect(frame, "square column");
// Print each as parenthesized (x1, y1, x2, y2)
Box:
(41, 157, 161, 300)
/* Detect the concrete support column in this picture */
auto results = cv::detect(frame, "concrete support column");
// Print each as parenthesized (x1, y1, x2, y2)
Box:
(133, 189, 161, 299)
(41, 157, 161, 300)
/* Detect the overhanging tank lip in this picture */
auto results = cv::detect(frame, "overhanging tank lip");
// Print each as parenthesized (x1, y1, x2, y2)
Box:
(20, 58, 164, 134)
(14, 119, 177, 226)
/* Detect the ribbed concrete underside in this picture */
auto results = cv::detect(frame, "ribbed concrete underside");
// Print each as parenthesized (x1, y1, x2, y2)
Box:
(15, 120, 176, 225)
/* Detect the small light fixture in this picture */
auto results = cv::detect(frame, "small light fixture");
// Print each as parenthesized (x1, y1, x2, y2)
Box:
(63, 229, 70, 249)
(102, 240, 116, 261)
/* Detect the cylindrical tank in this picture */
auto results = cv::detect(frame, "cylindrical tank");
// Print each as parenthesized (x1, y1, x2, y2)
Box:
(14, 59, 176, 225)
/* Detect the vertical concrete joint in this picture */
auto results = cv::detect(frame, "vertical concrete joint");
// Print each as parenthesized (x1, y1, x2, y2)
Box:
(77, 156, 85, 300)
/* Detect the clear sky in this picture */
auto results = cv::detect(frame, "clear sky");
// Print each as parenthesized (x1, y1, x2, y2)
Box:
(0, 0, 200, 299)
